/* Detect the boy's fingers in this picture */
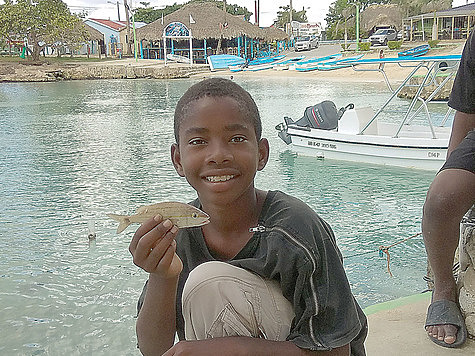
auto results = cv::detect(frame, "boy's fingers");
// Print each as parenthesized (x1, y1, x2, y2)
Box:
(145, 226, 177, 261)
(152, 240, 176, 272)
(129, 214, 163, 253)
(131, 221, 178, 270)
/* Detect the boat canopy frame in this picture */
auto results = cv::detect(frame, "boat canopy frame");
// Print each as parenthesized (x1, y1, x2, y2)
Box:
(344, 55, 461, 138)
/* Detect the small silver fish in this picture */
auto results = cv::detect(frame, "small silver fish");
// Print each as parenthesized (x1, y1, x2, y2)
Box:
(108, 201, 210, 234)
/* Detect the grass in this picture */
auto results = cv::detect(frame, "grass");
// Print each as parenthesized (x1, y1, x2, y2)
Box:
(0, 54, 123, 65)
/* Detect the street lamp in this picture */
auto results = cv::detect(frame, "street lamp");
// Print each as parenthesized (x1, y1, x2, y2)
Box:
(345, 1, 360, 50)
(107, 1, 120, 21)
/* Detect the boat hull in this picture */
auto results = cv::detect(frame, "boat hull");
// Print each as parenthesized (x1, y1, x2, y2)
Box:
(281, 124, 449, 171)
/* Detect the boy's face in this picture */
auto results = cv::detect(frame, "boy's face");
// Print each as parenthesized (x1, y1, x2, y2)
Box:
(171, 96, 269, 206)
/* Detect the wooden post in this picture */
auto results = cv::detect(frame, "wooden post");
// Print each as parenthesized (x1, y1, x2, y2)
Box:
(467, 15, 470, 39)
(452, 16, 454, 40)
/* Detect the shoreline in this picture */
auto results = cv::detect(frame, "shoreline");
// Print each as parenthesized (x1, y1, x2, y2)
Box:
(0, 43, 465, 84)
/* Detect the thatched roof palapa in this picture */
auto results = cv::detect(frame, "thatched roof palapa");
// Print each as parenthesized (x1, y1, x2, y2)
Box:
(137, 2, 288, 42)
(83, 23, 105, 42)
(262, 26, 289, 41)
(360, 4, 404, 32)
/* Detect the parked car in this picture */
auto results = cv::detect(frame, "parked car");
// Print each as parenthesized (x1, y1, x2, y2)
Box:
(369, 28, 397, 46)
(397, 29, 410, 41)
(294, 36, 319, 51)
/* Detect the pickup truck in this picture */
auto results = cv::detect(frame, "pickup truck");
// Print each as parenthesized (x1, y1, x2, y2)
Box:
(369, 28, 397, 46)
(294, 36, 319, 51)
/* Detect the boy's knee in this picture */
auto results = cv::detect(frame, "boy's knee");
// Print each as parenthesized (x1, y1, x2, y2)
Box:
(182, 262, 294, 341)
(424, 188, 456, 219)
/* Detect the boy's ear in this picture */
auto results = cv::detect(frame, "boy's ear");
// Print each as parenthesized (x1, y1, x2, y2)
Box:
(171, 143, 185, 177)
(257, 138, 269, 171)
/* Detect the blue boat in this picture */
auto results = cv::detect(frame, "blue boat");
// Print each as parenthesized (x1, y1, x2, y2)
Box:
(247, 54, 286, 66)
(314, 54, 365, 71)
(398, 44, 430, 58)
(292, 54, 342, 71)
(207, 54, 246, 71)
(295, 54, 362, 72)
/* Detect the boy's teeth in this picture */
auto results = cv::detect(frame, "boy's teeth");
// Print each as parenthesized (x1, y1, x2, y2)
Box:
(206, 175, 234, 182)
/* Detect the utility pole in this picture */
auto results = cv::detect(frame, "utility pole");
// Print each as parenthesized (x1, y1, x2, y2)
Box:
(124, 0, 132, 55)
(355, 2, 360, 51)
(115, 1, 120, 21)
(289, 0, 293, 37)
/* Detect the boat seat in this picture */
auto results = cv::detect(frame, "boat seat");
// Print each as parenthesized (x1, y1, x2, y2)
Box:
(338, 107, 378, 135)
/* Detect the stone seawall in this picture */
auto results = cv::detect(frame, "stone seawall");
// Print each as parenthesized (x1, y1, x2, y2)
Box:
(62, 64, 209, 80)
(397, 74, 455, 101)
(0, 62, 210, 82)
(459, 206, 475, 338)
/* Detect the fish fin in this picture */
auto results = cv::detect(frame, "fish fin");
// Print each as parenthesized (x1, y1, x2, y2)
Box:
(107, 214, 130, 234)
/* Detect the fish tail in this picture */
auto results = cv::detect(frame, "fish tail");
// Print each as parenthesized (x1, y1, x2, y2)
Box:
(107, 214, 130, 234)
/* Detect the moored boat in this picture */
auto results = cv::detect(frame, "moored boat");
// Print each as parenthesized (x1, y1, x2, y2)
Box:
(398, 44, 430, 57)
(207, 54, 246, 71)
(276, 55, 462, 170)
(291, 54, 342, 71)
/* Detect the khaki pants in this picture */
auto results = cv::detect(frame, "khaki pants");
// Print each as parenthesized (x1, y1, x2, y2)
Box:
(182, 261, 295, 341)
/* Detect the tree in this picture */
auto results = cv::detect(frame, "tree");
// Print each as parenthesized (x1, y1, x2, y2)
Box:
(0, 0, 89, 61)
(274, 5, 307, 28)
(133, 0, 253, 24)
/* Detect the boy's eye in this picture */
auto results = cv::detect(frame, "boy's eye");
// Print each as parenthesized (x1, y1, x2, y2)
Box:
(188, 138, 206, 145)
(230, 136, 247, 143)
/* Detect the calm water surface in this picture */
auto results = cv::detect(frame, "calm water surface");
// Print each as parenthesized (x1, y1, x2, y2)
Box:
(0, 77, 448, 354)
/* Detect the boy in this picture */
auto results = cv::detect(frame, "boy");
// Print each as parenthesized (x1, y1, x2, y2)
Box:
(129, 78, 367, 355)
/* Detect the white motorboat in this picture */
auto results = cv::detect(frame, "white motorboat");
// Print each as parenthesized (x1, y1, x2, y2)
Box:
(276, 55, 462, 171)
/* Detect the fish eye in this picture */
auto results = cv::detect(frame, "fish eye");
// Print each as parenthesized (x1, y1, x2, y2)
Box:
(192, 212, 198, 219)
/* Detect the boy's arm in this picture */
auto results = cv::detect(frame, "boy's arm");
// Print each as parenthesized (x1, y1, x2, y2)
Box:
(447, 111, 475, 156)
(129, 216, 183, 355)
(163, 337, 350, 356)
(136, 274, 179, 355)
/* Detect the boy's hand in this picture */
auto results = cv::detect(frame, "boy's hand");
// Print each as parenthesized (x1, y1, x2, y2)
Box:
(129, 215, 183, 279)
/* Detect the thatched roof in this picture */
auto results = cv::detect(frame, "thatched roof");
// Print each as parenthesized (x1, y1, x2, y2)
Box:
(262, 26, 289, 41)
(83, 23, 104, 42)
(137, 2, 288, 41)
(360, 4, 404, 31)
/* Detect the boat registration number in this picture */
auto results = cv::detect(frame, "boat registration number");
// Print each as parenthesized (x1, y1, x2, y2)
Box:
(308, 140, 337, 150)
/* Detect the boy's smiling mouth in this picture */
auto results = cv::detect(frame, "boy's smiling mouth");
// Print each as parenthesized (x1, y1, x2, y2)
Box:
(205, 175, 235, 182)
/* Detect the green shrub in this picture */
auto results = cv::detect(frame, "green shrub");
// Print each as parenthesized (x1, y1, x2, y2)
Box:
(428, 40, 440, 48)
(387, 40, 402, 50)
(358, 42, 370, 51)
(341, 43, 351, 51)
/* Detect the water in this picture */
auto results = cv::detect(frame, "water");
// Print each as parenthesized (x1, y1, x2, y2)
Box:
(0, 77, 448, 354)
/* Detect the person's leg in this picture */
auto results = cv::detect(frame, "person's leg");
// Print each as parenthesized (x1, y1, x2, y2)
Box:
(422, 168, 475, 345)
(182, 261, 294, 341)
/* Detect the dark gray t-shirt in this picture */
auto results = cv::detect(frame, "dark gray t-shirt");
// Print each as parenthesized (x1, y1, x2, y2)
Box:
(448, 29, 475, 114)
(138, 190, 367, 354)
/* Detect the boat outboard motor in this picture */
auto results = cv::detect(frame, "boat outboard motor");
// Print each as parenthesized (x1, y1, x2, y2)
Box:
(276, 102, 354, 145)
(295, 101, 354, 130)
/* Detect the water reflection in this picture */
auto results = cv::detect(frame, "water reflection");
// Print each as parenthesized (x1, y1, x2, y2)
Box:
(0, 77, 441, 354)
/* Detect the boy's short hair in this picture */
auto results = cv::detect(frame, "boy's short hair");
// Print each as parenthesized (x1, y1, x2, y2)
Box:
(174, 78, 262, 142)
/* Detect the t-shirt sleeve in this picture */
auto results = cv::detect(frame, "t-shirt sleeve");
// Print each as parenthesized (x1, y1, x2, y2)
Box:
(448, 30, 475, 114)
(282, 220, 365, 351)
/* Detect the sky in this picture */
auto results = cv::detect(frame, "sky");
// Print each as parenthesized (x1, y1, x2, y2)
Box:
(8, 1, 472, 29)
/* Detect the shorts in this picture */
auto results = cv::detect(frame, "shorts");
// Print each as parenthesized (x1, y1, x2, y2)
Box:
(181, 261, 295, 341)
(440, 130, 475, 173)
